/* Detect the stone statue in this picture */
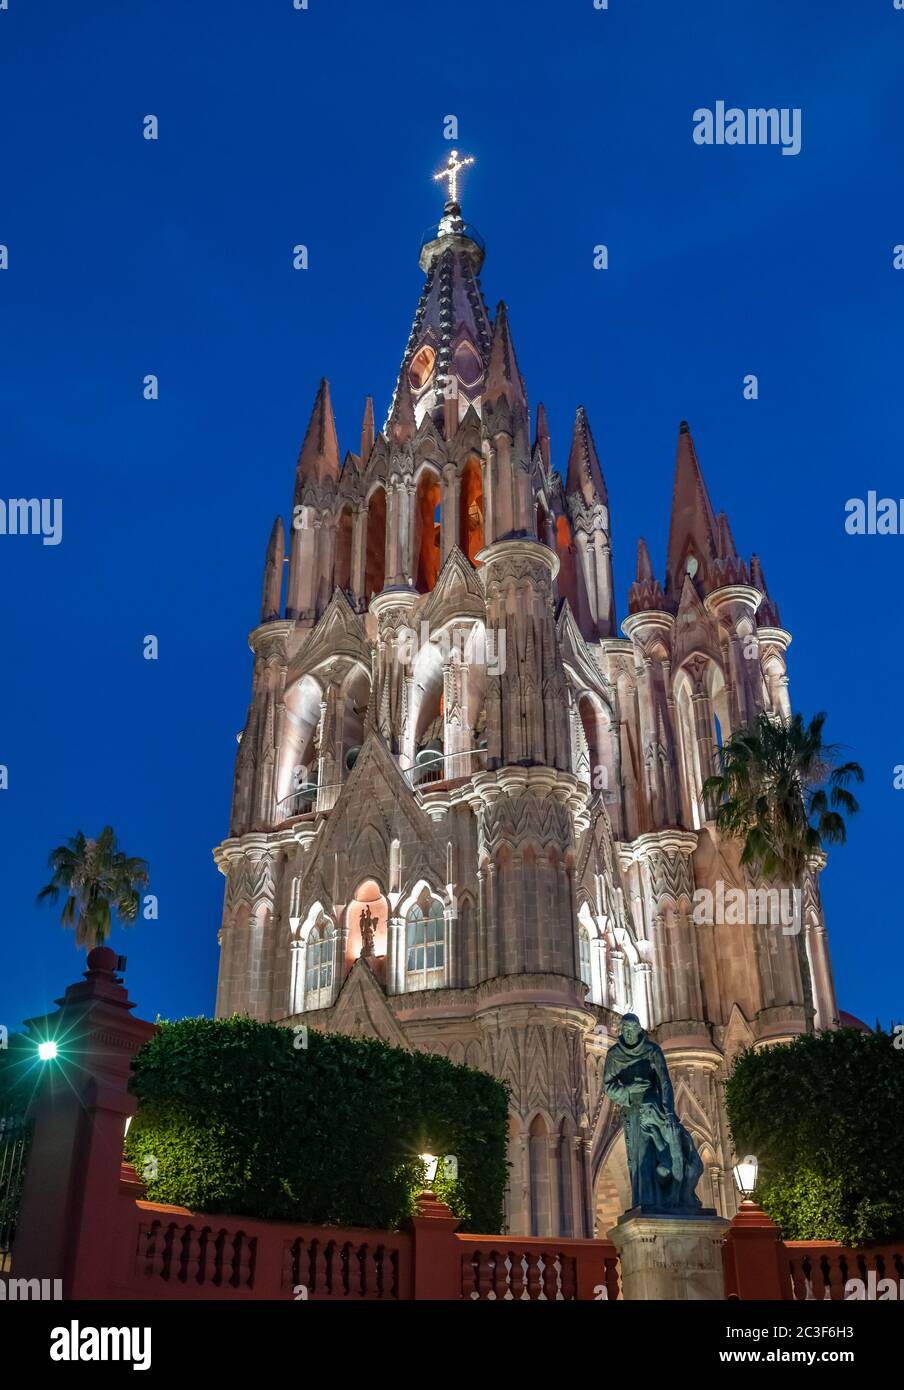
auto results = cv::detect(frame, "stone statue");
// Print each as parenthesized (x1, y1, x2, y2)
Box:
(603, 1013, 704, 1214)
(358, 904, 376, 959)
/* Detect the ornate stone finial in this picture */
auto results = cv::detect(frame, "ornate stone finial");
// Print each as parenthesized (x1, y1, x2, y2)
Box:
(433, 149, 475, 206)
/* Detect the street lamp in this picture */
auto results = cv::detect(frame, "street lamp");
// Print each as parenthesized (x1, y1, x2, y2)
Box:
(37, 1040, 58, 1062)
(419, 1152, 440, 1185)
(418, 1152, 458, 1187)
(732, 1154, 759, 1199)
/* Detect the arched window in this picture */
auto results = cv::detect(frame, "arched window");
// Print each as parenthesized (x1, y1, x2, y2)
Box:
(334, 505, 353, 594)
(364, 487, 386, 601)
(413, 468, 442, 593)
(459, 456, 484, 565)
(305, 919, 336, 1009)
(408, 344, 436, 391)
(579, 926, 592, 989)
(405, 894, 446, 989)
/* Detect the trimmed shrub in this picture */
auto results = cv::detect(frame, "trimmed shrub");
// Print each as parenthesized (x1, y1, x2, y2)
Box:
(725, 1026, 904, 1244)
(125, 1015, 508, 1232)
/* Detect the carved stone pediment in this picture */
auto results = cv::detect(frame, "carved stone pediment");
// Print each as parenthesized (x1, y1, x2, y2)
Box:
(673, 576, 721, 670)
(417, 545, 486, 629)
(296, 731, 446, 913)
(327, 958, 411, 1049)
(287, 588, 370, 681)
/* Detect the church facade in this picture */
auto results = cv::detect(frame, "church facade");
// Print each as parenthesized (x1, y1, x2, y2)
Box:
(213, 172, 839, 1238)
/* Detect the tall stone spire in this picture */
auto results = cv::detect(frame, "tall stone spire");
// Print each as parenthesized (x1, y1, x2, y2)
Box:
(566, 407, 609, 506)
(628, 537, 667, 613)
(295, 378, 340, 494)
(534, 403, 551, 472)
(260, 517, 285, 623)
(664, 420, 719, 599)
(484, 301, 527, 411)
(387, 365, 417, 444)
(751, 553, 781, 626)
(387, 183, 492, 435)
(564, 406, 615, 640)
(360, 396, 375, 466)
(287, 380, 340, 622)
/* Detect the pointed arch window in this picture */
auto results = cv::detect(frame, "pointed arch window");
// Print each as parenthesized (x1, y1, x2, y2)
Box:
(452, 339, 482, 390)
(579, 926, 592, 989)
(408, 344, 436, 391)
(305, 918, 336, 1009)
(405, 893, 446, 990)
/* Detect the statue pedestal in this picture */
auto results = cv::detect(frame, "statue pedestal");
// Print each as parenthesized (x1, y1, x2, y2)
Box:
(608, 1210, 730, 1300)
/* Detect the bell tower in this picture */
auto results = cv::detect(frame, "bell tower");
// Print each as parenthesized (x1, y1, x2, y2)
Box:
(214, 152, 841, 1240)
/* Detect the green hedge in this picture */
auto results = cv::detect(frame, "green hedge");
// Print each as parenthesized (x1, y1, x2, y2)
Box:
(725, 1026, 904, 1245)
(125, 1016, 509, 1232)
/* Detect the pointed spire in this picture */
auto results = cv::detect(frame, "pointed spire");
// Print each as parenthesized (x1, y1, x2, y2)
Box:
(295, 379, 340, 493)
(260, 517, 285, 623)
(665, 420, 719, 597)
(709, 509, 747, 587)
(484, 301, 527, 409)
(716, 511, 739, 562)
(388, 367, 417, 444)
(751, 553, 781, 626)
(360, 396, 374, 466)
(534, 403, 551, 472)
(628, 537, 667, 614)
(636, 537, 654, 583)
(566, 407, 608, 505)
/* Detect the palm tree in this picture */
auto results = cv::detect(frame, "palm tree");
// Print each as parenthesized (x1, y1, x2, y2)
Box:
(702, 711, 863, 1025)
(37, 827, 150, 949)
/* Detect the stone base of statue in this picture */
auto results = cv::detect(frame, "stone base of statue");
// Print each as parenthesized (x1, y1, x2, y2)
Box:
(608, 1208, 730, 1300)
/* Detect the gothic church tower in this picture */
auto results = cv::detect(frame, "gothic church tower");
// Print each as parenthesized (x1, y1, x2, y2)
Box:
(214, 160, 839, 1237)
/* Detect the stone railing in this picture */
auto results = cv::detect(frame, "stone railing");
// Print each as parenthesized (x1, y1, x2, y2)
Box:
(784, 1240, 904, 1300)
(102, 1170, 617, 1302)
(459, 1236, 619, 1301)
(111, 1170, 413, 1301)
(722, 1200, 904, 1300)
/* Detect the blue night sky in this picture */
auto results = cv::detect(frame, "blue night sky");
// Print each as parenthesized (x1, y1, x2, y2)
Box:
(0, 0, 901, 1033)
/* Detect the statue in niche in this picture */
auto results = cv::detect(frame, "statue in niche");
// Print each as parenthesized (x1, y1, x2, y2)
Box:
(358, 904, 376, 959)
(603, 1013, 705, 1214)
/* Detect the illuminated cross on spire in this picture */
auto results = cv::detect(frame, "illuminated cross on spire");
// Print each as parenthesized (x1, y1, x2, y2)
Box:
(433, 149, 475, 205)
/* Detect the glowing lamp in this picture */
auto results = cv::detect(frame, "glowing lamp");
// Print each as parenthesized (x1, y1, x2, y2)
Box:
(733, 1155, 759, 1198)
(419, 1153, 439, 1183)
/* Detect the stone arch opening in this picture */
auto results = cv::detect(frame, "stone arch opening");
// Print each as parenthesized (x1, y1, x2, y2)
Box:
(556, 514, 580, 614)
(277, 673, 323, 815)
(346, 878, 389, 978)
(592, 1133, 631, 1237)
(364, 487, 386, 601)
(413, 467, 442, 593)
(334, 504, 353, 594)
(578, 691, 615, 799)
(459, 456, 484, 565)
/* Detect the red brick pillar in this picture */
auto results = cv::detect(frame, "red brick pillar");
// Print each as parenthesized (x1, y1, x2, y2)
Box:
(410, 1190, 462, 1300)
(12, 948, 156, 1298)
(723, 1199, 787, 1300)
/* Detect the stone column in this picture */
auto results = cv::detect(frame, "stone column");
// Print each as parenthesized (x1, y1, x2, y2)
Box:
(350, 503, 367, 606)
(387, 914, 404, 994)
(441, 462, 458, 563)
